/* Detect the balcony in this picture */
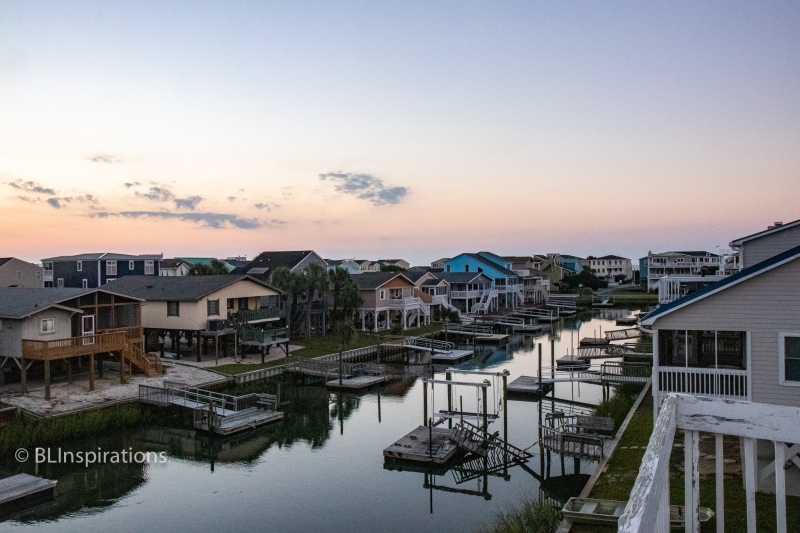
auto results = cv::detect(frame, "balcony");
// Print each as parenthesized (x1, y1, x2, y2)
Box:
(655, 366, 748, 405)
(387, 297, 422, 309)
(228, 307, 280, 323)
(619, 394, 799, 533)
(450, 290, 486, 299)
(43, 270, 53, 282)
(495, 284, 524, 294)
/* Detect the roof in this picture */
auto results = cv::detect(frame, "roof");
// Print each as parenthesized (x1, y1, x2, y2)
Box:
(641, 243, 800, 326)
(402, 269, 431, 283)
(422, 278, 448, 287)
(159, 259, 189, 269)
(0, 258, 12, 268)
(236, 251, 318, 277)
(104, 275, 279, 302)
(730, 218, 800, 247)
(596, 255, 629, 260)
(349, 272, 412, 290)
(464, 253, 517, 277)
(0, 287, 142, 319)
(41, 253, 162, 261)
(435, 272, 492, 284)
(650, 251, 719, 258)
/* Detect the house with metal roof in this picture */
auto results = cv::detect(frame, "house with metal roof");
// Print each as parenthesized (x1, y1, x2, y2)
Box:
(0, 286, 149, 399)
(41, 253, 162, 288)
(0, 257, 43, 288)
(106, 275, 282, 360)
(444, 253, 523, 308)
(350, 272, 430, 331)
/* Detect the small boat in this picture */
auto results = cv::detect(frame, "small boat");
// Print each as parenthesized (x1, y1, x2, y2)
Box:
(562, 497, 714, 527)
(555, 355, 590, 371)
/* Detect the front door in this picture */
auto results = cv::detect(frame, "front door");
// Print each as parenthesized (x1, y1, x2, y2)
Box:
(82, 315, 95, 345)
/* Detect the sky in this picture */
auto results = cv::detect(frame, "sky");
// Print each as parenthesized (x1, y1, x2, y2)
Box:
(1, 1, 799, 266)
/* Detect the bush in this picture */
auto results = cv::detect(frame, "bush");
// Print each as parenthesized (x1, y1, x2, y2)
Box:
(478, 497, 562, 533)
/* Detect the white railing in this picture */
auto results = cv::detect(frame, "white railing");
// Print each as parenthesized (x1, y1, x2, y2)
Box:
(656, 366, 748, 404)
(450, 290, 487, 299)
(387, 297, 421, 309)
(619, 394, 800, 533)
(657, 275, 726, 304)
(495, 283, 524, 293)
(43, 270, 54, 282)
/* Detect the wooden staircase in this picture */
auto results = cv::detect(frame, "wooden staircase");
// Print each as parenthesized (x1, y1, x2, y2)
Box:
(124, 339, 163, 377)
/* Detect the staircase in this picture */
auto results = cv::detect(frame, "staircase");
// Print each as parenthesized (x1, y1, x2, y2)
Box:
(124, 339, 163, 377)
(470, 290, 497, 314)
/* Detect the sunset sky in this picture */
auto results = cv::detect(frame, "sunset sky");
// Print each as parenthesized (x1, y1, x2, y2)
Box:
(1, 2, 799, 265)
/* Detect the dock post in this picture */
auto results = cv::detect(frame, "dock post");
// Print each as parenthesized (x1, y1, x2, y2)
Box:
(44, 359, 50, 401)
(482, 382, 488, 437)
(538, 343, 542, 393)
(423, 381, 428, 426)
(446, 371, 452, 429)
(502, 370, 508, 442)
(20, 356, 26, 393)
(67, 359, 72, 384)
(429, 420, 433, 459)
(120, 351, 124, 384)
(378, 394, 381, 423)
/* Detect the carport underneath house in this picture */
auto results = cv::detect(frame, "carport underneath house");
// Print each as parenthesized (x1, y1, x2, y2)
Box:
(0, 287, 152, 400)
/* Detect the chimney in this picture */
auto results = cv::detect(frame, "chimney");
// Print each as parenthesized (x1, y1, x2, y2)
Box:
(768, 221, 784, 229)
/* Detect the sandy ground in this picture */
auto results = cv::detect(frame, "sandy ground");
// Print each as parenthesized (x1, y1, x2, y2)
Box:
(0, 360, 230, 417)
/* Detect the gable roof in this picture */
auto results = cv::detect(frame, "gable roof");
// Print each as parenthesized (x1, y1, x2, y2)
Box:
(435, 272, 492, 284)
(42, 253, 162, 261)
(641, 243, 800, 325)
(160, 259, 190, 269)
(402, 269, 432, 283)
(105, 275, 279, 302)
(0, 287, 142, 319)
(0, 258, 12, 268)
(349, 272, 412, 290)
(597, 255, 629, 261)
(465, 253, 517, 276)
(237, 251, 319, 277)
(730, 218, 800, 247)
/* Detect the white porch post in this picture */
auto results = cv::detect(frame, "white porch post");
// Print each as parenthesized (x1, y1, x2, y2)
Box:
(685, 430, 700, 533)
(361, 310, 365, 331)
(743, 437, 757, 533)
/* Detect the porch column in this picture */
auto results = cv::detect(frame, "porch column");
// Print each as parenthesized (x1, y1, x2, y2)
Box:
(174, 331, 181, 360)
(44, 359, 51, 401)
(416, 310, 420, 328)
(98, 354, 104, 379)
(361, 311, 365, 331)
(20, 355, 27, 393)
(120, 350, 125, 384)
(89, 353, 95, 391)
(196, 332, 201, 362)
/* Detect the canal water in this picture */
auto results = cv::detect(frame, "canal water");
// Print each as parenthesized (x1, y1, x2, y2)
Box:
(1, 309, 642, 533)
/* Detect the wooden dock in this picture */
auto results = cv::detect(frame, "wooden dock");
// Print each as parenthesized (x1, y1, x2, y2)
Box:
(383, 425, 460, 464)
(326, 375, 388, 390)
(0, 474, 57, 510)
(431, 349, 474, 364)
(506, 375, 554, 397)
(579, 337, 609, 346)
(475, 334, 509, 345)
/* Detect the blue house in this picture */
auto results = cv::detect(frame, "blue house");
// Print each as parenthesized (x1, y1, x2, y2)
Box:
(42, 253, 162, 288)
(443, 253, 523, 308)
(557, 254, 585, 274)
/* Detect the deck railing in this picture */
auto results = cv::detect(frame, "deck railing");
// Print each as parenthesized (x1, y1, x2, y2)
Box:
(618, 394, 799, 533)
(450, 290, 487, 299)
(104, 325, 144, 340)
(228, 307, 280, 322)
(656, 366, 748, 404)
(22, 332, 127, 361)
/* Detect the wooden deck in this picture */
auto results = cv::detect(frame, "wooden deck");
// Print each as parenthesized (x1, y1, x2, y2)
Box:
(213, 408, 284, 435)
(475, 334, 509, 345)
(383, 425, 460, 464)
(431, 349, 474, 364)
(579, 337, 609, 346)
(0, 474, 57, 507)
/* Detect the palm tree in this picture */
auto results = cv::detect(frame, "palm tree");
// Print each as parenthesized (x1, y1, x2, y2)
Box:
(187, 259, 229, 276)
(328, 267, 350, 324)
(302, 263, 329, 340)
(335, 320, 356, 386)
(271, 267, 305, 340)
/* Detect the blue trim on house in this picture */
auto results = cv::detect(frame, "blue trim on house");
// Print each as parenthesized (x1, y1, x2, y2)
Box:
(642, 243, 800, 323)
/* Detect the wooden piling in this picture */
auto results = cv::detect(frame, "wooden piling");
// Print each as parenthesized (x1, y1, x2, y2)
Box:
(423, 381, 428, 426)
(538, 343, 542, 391)
(89, 353, 95, 391)
(44, 360, 50, 401)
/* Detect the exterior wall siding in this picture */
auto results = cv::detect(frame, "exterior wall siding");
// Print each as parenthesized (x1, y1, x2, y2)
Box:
(289, 252, 327, 273)
(50, 259, 160, 288)
(0, 259, 44, 288)
(652, 258, 800, 407)
(0, 309, 76, 358)
(740, 225, 800, 268)
(444, 254, 515, 287)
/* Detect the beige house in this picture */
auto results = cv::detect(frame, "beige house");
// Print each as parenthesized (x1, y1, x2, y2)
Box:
(351, 272, 430, 331)
(0, 258, 43, 288)
(106, 275, 281, 359)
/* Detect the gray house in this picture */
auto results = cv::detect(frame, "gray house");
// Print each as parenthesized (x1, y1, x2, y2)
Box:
(0, 257, 43, 288)
(731, 218, 800, 269)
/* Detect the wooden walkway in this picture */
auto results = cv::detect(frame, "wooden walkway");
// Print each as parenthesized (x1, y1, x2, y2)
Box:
(326, 375, 388, 390)
(0, 474, 57, 507)
(506, 375, 554, 397)
(475, 334, 509, 345)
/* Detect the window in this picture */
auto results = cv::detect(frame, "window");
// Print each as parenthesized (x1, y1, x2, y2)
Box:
(446, 265, 451, 272)
(41, 318, 55, 334)
(82, 279, 88, 289)
(144, 260, 154, 275)
(106, 260, 117, 275)
(167, 301, 180, 317)
(227, 298, 235, 310)
(77, 260, 82, 271)
(36, 271, 42, 281)
(129, 260, 135, 270)
(465, 265, 469, 272)
(57, 278, 64, 287)
(379, 290, 386, 300)
(207, 299, 220, 316)
(16, 271, 21, 280)
(779, 333, 800, 384)
(238, 297, 249, 310)
(658, 330, 746, 369)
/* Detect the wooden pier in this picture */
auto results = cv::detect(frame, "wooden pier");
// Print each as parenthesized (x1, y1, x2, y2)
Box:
(0, 474, 57, 511)
(475, 334, 509, 345)
(506, 375, 554, 397)
(579, 337, 609, 346)
(326, 375, 389, 390)
(383, 425, 460, 464)
(431, 349, 474, 364)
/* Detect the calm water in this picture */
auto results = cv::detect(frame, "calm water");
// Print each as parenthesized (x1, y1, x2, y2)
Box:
(1, 309, 640, 533)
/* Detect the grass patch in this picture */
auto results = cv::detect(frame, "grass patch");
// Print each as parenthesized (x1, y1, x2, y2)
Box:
(0, 404, 151, 456)
(290, 323, 444, 359)
(478, 497, 562, 533)
(213, 359, 288, 375)
(592, 384, 643, 432)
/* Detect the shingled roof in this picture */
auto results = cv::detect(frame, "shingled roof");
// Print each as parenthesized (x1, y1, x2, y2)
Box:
(234, 251, 319, 278)
(0, 287, 142, 319)
(105, 275, 279, 301)
(349, 272, 412, 290)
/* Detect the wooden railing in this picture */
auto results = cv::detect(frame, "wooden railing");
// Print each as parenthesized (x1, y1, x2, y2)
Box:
(619, 394, 800, 533)
(656, 366, 748, 404)
(22, 332, 127, 361)
(104, 326, 143, 340)
(124, 339, 162, 377)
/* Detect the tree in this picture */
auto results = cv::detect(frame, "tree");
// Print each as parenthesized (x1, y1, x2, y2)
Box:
(560, 269, 608, 291)
(187, 259, 229, 276)
(328, 267, 351, 323)
(335, 320, 356, 386)
(301, 263, 329, 340)
(271, 267, 306, 340)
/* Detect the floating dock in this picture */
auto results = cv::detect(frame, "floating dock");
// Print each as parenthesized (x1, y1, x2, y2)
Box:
(475, 334, 509, 345)
(383, 425, 460, 464)
(506, 375, 554, 397)
(326, 375, 389, 389)
(615, 316, 638, 326)
(431, 349, 474, 364)
(0, 474, 57, 511)
(579, 337, 609, 346)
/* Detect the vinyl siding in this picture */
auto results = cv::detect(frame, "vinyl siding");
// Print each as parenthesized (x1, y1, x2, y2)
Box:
(140, 280, 279, 331)
(652, 257, 800, 407)
(0, 309, 75, 358)
(740, 225, 800, 268)
(290, 252, 327, 273)
(0, 259, 44, 288)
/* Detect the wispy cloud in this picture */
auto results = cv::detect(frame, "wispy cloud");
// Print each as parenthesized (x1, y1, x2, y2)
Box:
(174, 196, 203, 210)
(227, 196, 237, 202)
(44, 194, 97, 209)
(123, 182, 140, 188)
(6, 179, 56, 195)
(135, 186, 174, 202)
(47, 197, 69, 209)
(90, 211, 280, 230)
(254, 203, 271, 211)
(17, 196, 43, 204)
(90, 155, 120, 164)
(318, 172, 408, 206)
